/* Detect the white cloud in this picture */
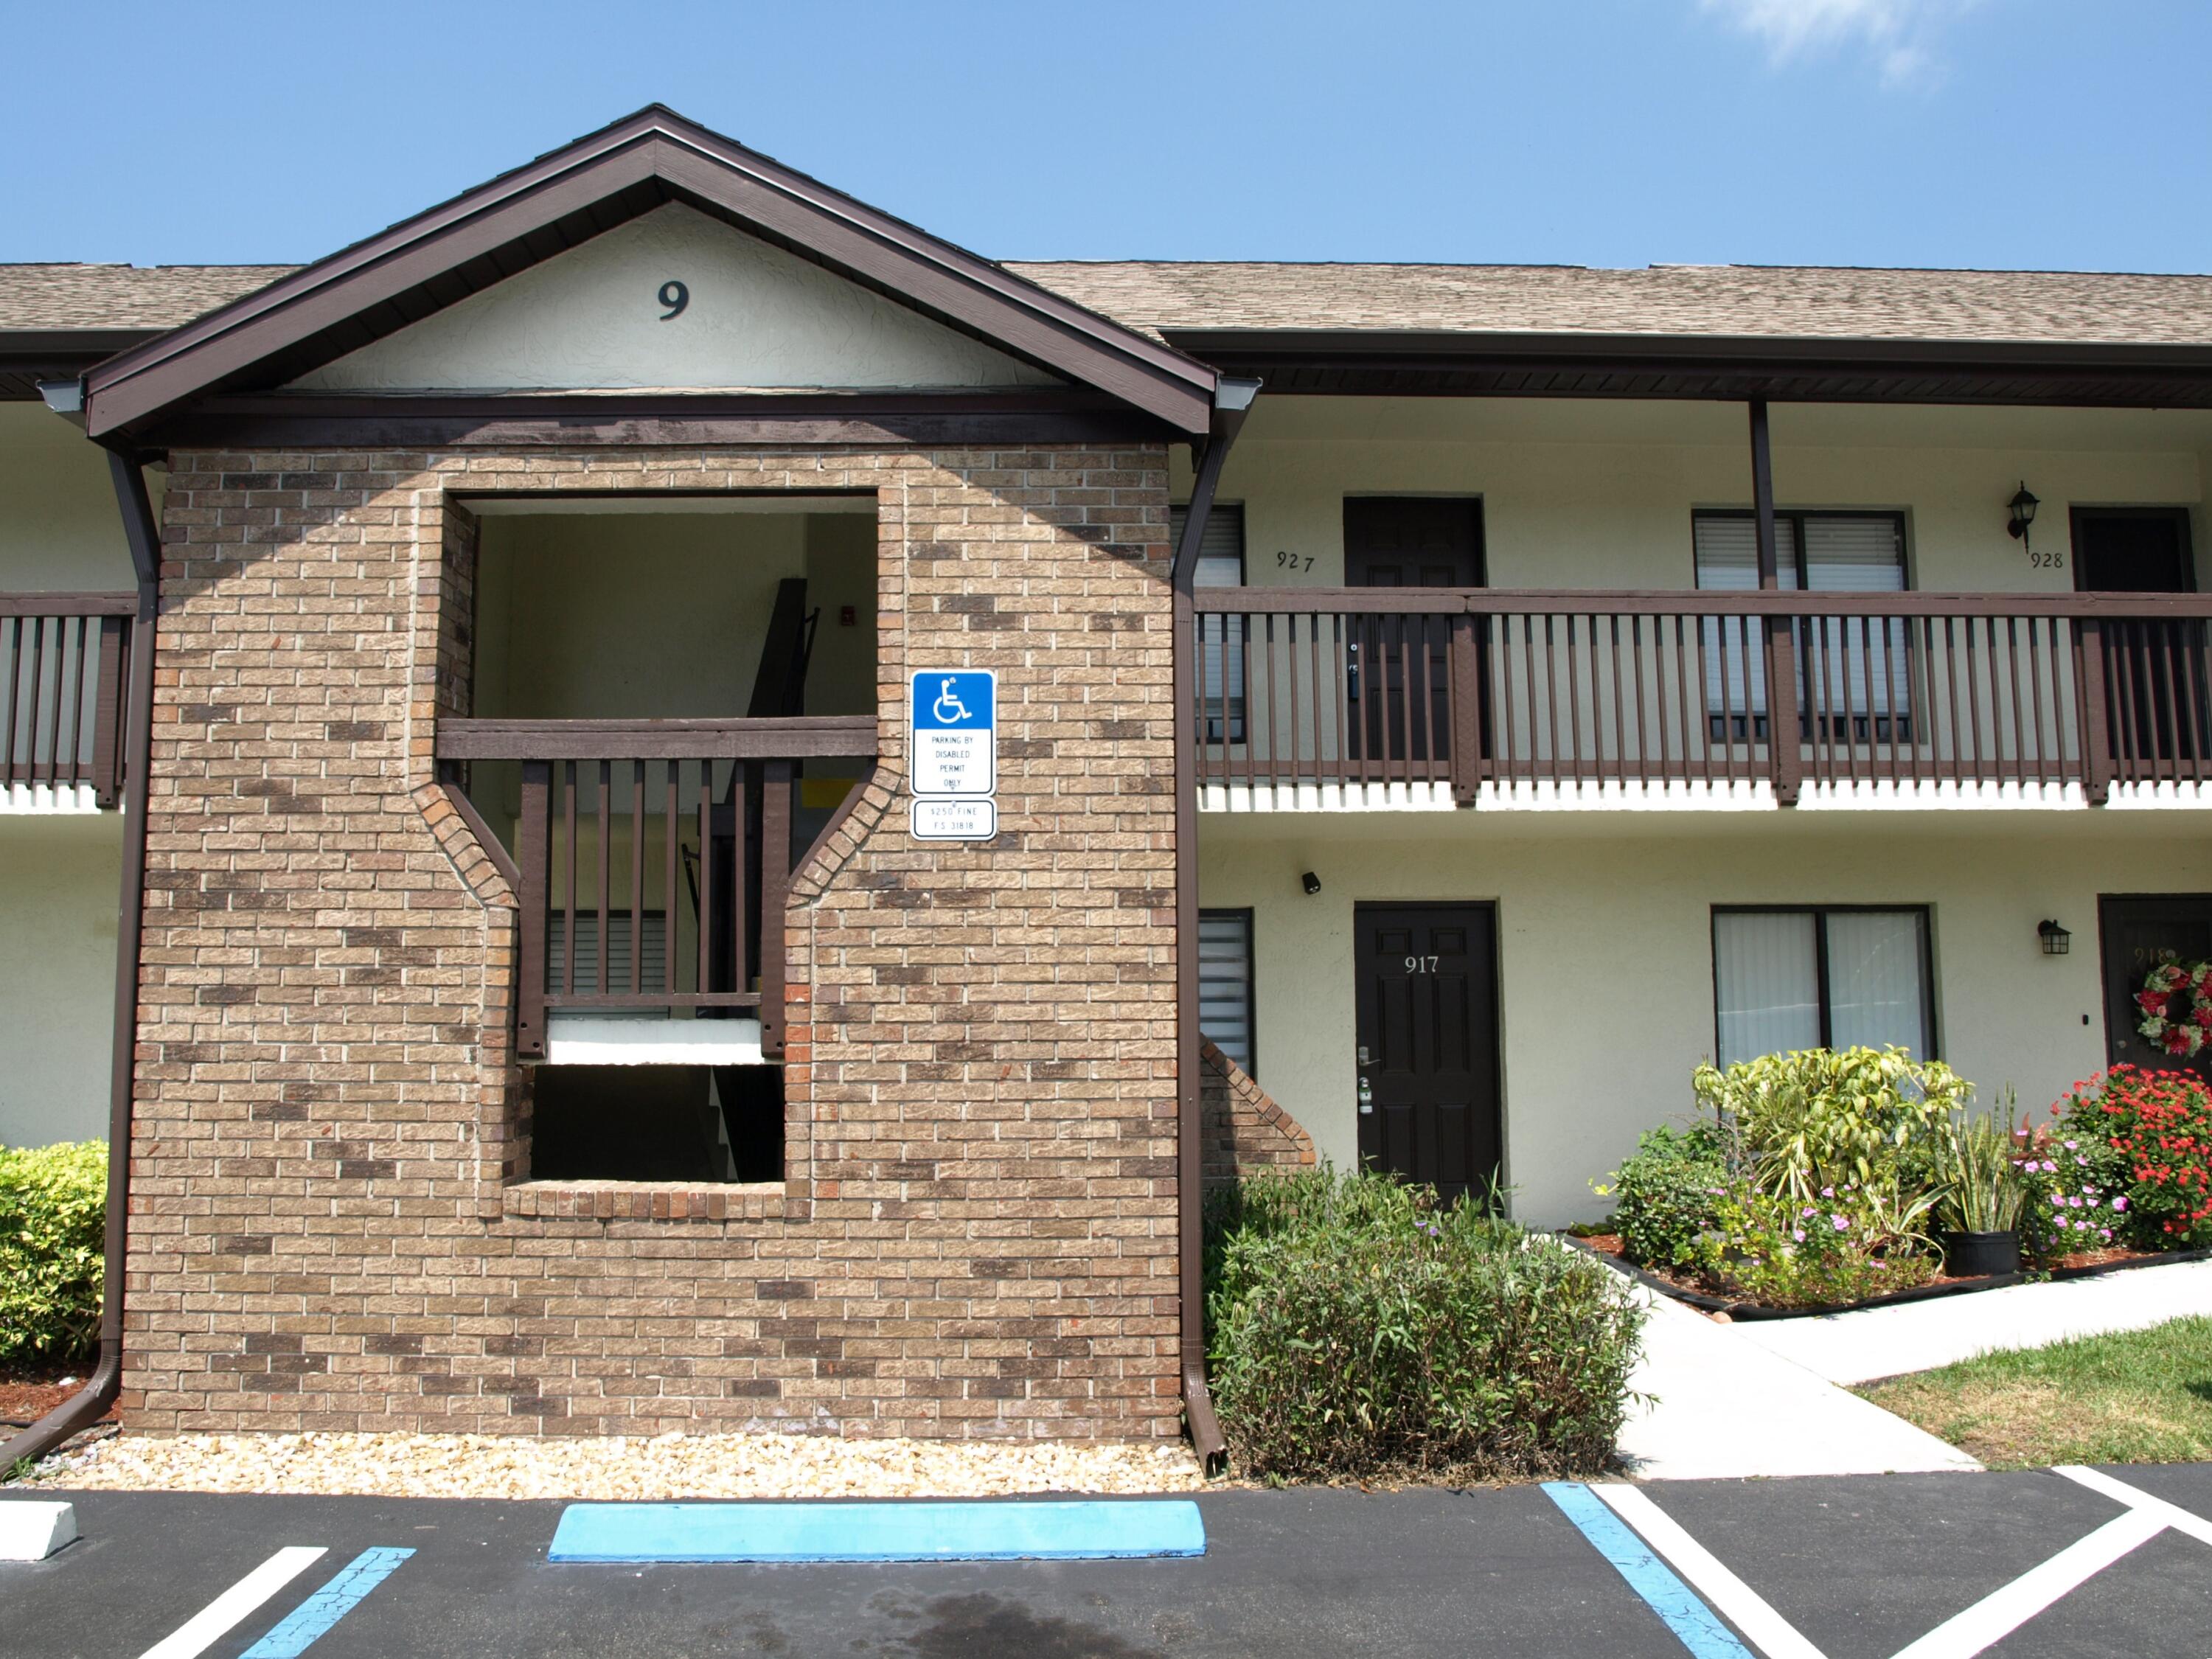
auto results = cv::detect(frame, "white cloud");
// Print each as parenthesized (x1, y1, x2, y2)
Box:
(1700, 0, 1981, 86)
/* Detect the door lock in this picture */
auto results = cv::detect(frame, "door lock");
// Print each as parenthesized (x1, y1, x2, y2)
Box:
(1357, 1076, 1374, 1114)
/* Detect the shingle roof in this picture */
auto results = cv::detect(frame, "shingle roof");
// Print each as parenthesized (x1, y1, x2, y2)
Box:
(0, 263, 296, 333)
(1002, 262, 2212, 348)
(12, 256, 2212, 352)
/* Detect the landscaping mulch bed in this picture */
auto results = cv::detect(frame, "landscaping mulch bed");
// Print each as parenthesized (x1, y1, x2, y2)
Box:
(0, 1366, 112, 1432)
(1565, 1233, 2212, 1321)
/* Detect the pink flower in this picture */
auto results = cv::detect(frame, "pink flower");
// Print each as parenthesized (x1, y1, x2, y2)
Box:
(1831, 1215, 1849, 1231)
(2114, 1196, 2129, 1211)
(1792, 1229, 1806, 1242)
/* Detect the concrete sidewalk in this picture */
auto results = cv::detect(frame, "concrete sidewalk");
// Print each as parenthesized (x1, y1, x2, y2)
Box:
(1615, 1284, 1982, 1481)
(1733, 1256, 2212, 1385)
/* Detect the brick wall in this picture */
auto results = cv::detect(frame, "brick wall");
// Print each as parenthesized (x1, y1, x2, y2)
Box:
(122, 445, 1182, 1440)
(1198, 1037, 1316, 1191)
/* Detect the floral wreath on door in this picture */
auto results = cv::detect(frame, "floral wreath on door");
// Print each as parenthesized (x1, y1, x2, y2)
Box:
(2137, 955, 2212, 1058)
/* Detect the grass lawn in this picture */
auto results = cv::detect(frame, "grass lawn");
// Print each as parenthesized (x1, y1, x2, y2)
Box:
(1860, 1315, 2212, 1469)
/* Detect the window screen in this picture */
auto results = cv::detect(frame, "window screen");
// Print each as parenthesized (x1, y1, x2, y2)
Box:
(1174, 504, 1248, 742)
(1695, 512, 1909, 737)
(1713, 906, 1932, 1065)
(1198, 908, 1256, 1075)
(544, 913, 669, 997)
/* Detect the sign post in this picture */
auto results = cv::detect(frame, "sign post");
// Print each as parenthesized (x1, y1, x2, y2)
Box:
(909, 669, 997, 841)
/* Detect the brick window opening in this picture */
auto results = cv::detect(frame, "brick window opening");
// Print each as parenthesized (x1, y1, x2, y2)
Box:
(438, 494, 885, 1188)
(532, 1063, 785, 1183)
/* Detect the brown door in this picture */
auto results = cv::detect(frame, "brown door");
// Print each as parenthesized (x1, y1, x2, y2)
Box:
(1354, 902, 1502, 1204)
(1344, 499, 1483, 768)
(2075, 507, 2205, 766)
(2099, 894, 2212, 1082)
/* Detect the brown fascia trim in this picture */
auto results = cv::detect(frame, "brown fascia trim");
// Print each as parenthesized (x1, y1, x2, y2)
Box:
(139, 389, 1185, 451)
(1161, 327, 2212, 403)
(0, 331, 161, 400)
(83, 108, 1218, 439)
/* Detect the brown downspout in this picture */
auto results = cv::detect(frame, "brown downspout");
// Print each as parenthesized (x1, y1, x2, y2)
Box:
(1, 445, 159, 1472)
(1172, 378, 1259, 1469)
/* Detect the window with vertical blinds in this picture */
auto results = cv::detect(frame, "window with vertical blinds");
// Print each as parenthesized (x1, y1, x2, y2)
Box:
(1711, 906, 1932, 1066)
(1198, 908, 1256, 1075)
(1174, 504, 1247, 742)
(1695, 511, 1909, 740)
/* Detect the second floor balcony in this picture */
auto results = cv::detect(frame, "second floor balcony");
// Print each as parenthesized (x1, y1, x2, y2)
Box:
(1189, 585, 2212, 811)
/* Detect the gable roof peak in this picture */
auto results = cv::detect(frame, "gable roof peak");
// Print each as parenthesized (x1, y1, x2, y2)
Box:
(83, 106, 1217, 439)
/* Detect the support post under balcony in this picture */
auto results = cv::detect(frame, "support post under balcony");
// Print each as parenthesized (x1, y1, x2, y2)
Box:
(1748, 400, 1801, 803)
(2079, 616, 2113, 805)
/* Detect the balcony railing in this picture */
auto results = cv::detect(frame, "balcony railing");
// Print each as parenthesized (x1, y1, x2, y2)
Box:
(1190, 588, 2212, 804)
(2, 594, 134, 807)
(435, 716, 877, 1059)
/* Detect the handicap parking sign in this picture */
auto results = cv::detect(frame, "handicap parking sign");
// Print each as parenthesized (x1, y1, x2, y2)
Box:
(910, 670, 995, 798)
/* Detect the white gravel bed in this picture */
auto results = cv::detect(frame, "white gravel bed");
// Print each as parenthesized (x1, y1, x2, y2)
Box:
(11, 1430, 1206, 1500)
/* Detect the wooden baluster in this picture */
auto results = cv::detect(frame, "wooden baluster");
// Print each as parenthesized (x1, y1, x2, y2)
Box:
(760, 759, 792, 1058)
(630, 759, 645, 997)
(664, 760, 680, 995)
(731, 759, 750, 1001)
(24, 619, 44, 790)
(596, 759, 611, 999)
(91, 616, 125, 806)
(515, 760, 550, 1060)
(560, 760, 580, 1000)
(698, 759, 713, 996)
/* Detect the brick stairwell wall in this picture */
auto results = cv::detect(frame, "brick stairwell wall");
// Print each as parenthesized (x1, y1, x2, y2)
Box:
(1199, 1037, 1316, 1192)
(121, 445, 1183, 1441)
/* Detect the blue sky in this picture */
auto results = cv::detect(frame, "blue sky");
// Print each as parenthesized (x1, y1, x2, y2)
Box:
(6, 1, 2207, 274)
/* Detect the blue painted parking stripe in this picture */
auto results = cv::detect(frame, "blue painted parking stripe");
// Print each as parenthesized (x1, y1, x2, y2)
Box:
(239, 1548, 414, 1658)
(1542, 1484, 1754, 1659)
(548, 1500, 1206, 1563)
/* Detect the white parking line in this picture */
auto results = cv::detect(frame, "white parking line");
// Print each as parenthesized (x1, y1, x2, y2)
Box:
(1595, 1466, 2212, 1659)
(2052, 1464, 2212, 1547)
(137, 1546, 327, 1659)
(1591, 1484, 1831, 1659)
(1885, 1506, 2166, 1659)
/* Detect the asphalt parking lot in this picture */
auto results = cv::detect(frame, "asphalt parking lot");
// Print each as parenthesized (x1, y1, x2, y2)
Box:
(5, 1465, 2211, 1658)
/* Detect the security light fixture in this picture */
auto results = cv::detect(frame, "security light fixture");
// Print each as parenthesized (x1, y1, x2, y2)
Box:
(1301, 871, 1322, 896)
(2007, 483, 2040, 550)
(2038, 919, 2070, 956)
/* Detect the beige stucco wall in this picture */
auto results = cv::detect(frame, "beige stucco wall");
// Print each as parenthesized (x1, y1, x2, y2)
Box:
(293, 203, 1062, 394)
(0, 815, 120, 1147)
(1178, 398, 2212, 594)
(1201, 810, 2212, 1225)
(0, 403, 139, 591)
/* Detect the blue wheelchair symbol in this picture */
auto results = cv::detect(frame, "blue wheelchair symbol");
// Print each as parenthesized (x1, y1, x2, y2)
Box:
(912, 670, 993, 731)
(932, 678, 973, 725)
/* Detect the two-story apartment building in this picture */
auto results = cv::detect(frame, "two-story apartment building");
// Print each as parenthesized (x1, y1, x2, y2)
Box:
(7, 107, 2212, 1460)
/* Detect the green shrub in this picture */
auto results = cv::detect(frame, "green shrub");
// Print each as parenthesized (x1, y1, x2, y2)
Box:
(1205, 1168, 1644, 1482)
(0, 1141, 106, 1368)
(1599, 1125, 1734, 1269)
(1691, 1046, 1964, 1241)
(1701, 1185, 1940, 1308)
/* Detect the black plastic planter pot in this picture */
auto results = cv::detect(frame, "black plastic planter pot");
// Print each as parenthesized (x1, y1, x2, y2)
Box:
(1945, 1229, 2020, 1278)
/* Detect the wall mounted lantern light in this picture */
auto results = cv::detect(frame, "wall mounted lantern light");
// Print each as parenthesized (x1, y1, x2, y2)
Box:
(2008, 483, 2041, 552)
(1301, 871, 1322, 895)
(2038, 919, 2071, 956)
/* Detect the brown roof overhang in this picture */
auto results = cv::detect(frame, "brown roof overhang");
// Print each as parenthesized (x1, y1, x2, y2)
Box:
(1165, 329, 2212, 408)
